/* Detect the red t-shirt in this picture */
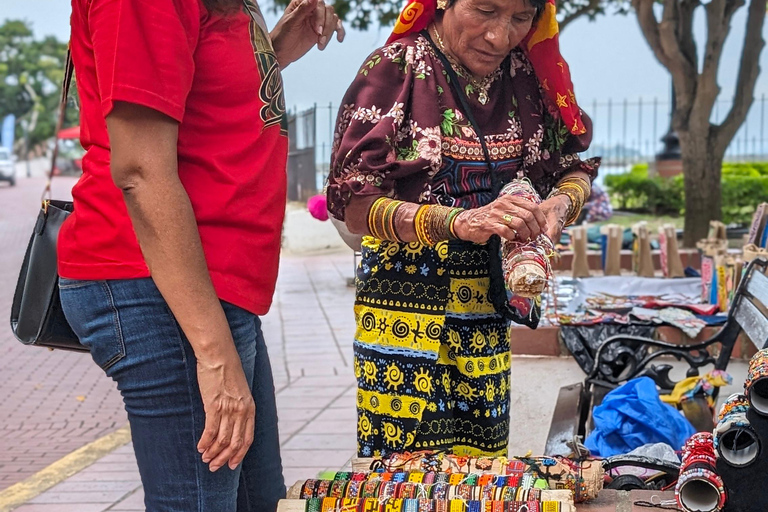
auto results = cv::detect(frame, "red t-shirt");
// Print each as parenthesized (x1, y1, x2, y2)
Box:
(60, 0, 288, 315)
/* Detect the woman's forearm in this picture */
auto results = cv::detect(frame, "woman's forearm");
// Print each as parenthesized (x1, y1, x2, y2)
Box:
(344, 196, 437, 244)
(107, 103, 233, 360)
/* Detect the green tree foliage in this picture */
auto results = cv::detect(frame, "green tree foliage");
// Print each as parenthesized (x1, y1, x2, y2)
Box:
(605, 164, 768, 225)
(0, 20, 75, 150)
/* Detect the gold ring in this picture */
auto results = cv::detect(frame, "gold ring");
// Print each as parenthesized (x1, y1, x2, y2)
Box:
(502, 214, 514, 224)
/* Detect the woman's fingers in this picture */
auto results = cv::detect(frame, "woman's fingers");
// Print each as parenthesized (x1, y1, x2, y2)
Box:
(313, 0, 327, 38)
(336, 16, 346, 42)
(197, 408, 221, 457)
(318, 6, 343, 49)
(502, 214, 531, 241)
(203, 412, 234, 470)
(228, 412, 256, 471)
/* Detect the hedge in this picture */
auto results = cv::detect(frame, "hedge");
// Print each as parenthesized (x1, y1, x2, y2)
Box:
(604, 163, 768, 224)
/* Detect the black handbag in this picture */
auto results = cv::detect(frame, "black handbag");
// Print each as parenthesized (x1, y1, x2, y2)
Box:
(10, 51, 87, 352)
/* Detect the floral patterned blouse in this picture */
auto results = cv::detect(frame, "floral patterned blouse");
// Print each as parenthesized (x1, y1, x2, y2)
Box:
(328, 32, 599, 220)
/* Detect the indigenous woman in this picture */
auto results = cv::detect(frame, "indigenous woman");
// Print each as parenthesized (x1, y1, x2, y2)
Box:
(328, 0, 599, 457)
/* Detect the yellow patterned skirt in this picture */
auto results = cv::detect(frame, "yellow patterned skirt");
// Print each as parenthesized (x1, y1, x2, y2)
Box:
(354, 237, 513, 457)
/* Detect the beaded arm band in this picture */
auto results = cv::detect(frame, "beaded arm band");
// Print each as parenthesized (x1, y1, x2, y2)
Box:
(367, 198, 464, 245)
(548, 175, 591, 226)
(368, 197, 406, 242)
(414, 204, 464, 246)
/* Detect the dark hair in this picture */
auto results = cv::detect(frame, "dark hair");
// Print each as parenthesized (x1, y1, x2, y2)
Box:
(202, 0, 242, 14)
(446, 0, 546, 19)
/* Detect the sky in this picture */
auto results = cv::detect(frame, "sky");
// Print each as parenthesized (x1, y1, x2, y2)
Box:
(4, 0, 768, 157)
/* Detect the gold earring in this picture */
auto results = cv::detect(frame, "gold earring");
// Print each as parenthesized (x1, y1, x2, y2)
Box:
(437, 0, 447, 9)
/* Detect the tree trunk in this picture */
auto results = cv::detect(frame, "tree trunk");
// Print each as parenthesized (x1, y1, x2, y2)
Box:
(679, 131, 723, 247)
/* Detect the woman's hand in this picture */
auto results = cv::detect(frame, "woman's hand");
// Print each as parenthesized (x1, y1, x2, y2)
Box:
(453, 195, 548, 244)
(539, 195, 571, 243)
(271, 0, 345, 68)
(196, 344, 256, 472)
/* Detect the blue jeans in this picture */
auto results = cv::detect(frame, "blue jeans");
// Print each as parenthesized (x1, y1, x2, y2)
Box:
(59, 277, 285, 512)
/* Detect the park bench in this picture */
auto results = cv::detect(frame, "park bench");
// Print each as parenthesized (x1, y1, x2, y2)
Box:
(545, 257, 768, 461)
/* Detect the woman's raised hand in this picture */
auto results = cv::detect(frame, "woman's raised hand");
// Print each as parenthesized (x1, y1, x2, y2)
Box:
(453, 195, 547, 244)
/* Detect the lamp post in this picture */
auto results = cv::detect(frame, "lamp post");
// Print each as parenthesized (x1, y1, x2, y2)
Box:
(654, 84, 683, 178)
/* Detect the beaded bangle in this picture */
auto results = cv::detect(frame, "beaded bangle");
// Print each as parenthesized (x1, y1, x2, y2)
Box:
(368, 197, 405, 242)
(329, 479, 348, 498)
(301, 479, 319, 499)
(315, 479, 331, 499)
(415, 204, 465, 245)
(549, 175, 590, 227)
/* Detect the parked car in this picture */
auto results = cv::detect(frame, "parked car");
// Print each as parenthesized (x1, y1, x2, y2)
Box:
(0, 147, 15, 186)
(53, 141, 84, 176)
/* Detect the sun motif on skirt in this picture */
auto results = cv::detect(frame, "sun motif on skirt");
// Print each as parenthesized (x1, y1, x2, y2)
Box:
(363, 360, 378, 385)
(382, 421, 403, 447)
(414, 368, 433, 394)
(358, 413, 373, 440)
(385, 363, 405, 390)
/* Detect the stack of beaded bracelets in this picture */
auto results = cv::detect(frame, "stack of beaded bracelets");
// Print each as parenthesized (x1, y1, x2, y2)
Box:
(368, 197, 406, 243)
(368, 197, 464, 245)
(548, 176, 591, 227)
(414, 204, 463, 246)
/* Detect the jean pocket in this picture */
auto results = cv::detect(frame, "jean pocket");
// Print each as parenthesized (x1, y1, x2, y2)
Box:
(60, 281, 127, 372)
(58, 277, 98, 290)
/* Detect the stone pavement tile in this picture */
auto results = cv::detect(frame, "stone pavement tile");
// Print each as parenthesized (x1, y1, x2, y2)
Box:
(303, 419, 356, 435)
(277, 396, 337, 409)
(276, 407, 325, 422)
(49, 481, 141, 493)
(313, 407, 356, 422)
(281, 449, 353, 469)
(107, 489, 144, 511)
(278, 386, 351, 398)
(28, 490, 129, 504)
(67, 471, 142, 483)
(281, 434, 357, 451)
(13, 504, 108, 512)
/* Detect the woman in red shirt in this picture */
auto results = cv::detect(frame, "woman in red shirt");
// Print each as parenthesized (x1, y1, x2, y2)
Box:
(59, 0, 344, 510)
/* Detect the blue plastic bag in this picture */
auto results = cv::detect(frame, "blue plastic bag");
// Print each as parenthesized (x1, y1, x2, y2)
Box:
(584, 376, 697, 457)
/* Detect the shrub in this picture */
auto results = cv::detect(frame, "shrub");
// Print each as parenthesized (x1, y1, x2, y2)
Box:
(604, 163, 768, 224)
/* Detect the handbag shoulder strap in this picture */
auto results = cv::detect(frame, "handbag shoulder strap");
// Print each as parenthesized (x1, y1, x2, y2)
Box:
(425, 31, 500, 194)
(43, 48, 74, 201)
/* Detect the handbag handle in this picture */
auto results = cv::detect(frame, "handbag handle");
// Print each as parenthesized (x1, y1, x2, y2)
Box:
(43, 49, 74, 202)
(424, 31, 501, 195)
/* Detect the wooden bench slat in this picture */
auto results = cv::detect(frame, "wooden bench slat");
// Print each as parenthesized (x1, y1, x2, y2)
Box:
(746, 268, 768, 307)
(734, 297, 768, 349)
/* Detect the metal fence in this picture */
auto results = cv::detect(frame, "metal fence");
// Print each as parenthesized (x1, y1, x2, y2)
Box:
(289, 94, 768, 190)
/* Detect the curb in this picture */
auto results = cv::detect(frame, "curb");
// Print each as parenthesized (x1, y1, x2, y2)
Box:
(0, 424, 132, 512)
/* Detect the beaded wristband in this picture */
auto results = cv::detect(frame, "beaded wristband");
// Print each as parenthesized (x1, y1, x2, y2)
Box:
(301, 479, 319, 499)
(315, 479, 331, 499)
(368, 197, 405, 242)
(549, 175, 590, 226)
(415, 205, 465, 246)
(320, 497, 337, 511)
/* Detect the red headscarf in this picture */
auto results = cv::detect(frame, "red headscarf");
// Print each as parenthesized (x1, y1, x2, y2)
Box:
(387, 0, 586, 135)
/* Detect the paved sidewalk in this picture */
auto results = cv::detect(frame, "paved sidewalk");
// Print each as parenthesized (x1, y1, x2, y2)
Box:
(0, 176, 127, 490)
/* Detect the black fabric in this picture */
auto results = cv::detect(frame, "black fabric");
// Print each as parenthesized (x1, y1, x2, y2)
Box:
(424, 32, 538, 328)
(10, 51, 85, 352)
(560, 324, 657, 376)
(716, 409, 768, 512)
